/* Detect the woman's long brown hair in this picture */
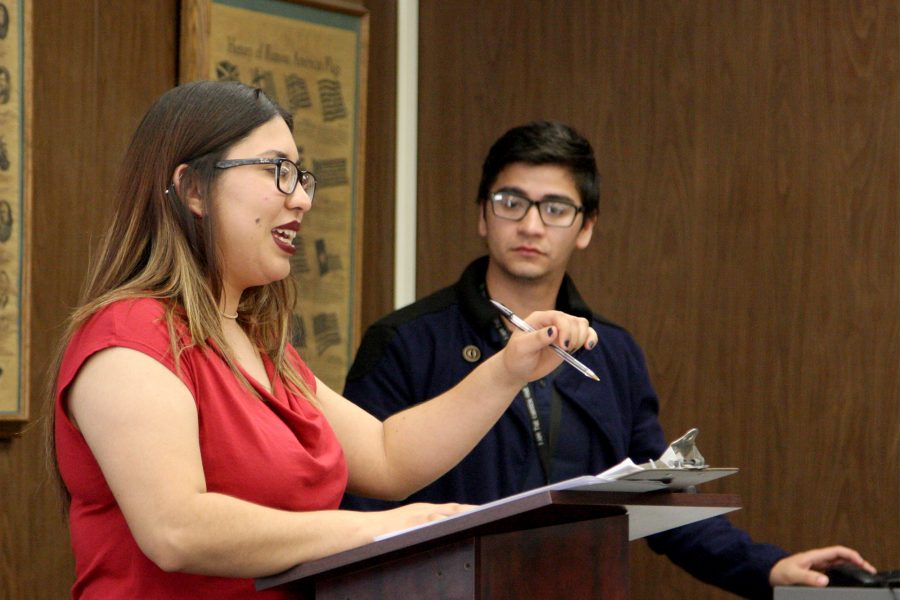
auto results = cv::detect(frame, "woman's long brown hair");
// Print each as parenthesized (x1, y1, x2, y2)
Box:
(46, 81, 314, 508)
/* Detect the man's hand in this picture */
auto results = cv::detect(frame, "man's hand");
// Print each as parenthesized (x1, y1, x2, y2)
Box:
(769, 545, 875, 587)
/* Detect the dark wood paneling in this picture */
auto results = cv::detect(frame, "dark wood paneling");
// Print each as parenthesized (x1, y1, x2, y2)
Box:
(358, 0, 396, 338)
(0, 2, 177, 599)
(418, 1, 898, 599)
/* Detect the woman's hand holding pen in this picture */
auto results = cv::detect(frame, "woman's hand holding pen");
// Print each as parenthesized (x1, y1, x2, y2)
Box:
(498, 310, 597, 384)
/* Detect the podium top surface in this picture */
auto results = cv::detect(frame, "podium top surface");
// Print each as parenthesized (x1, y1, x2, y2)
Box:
(256, 490, 740, 591)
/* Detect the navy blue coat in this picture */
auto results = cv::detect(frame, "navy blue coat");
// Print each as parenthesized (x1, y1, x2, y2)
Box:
(342, 257, 787, 599)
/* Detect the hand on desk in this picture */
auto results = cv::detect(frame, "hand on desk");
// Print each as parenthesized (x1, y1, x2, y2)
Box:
(769, 545, 875, 587)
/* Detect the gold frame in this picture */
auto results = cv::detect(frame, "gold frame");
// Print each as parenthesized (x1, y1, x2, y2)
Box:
(0, 0, 32, 436)
(180, 0, 368, 390)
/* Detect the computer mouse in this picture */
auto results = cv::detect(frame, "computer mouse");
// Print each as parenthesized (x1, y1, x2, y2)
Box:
(826, 563, 879, 587)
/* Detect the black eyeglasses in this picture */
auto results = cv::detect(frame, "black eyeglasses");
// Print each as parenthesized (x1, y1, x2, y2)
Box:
(215, 158, 317, 200)
(488, 191, 584, 227)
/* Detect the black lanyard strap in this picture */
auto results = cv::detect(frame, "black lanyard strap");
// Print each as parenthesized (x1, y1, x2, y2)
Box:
(493, 316, 559, 483)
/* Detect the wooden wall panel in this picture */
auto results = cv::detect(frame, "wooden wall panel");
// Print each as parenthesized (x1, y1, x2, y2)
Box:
(0, 2, 177, 598)
(418, 1, 898, 599)
(358, 0, 397, 336)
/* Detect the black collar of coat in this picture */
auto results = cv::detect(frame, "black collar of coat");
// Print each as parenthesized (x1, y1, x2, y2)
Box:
(455, 256, 597, 335)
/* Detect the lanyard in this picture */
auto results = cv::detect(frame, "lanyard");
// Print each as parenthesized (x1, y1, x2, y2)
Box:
(492, 317, 561, 484)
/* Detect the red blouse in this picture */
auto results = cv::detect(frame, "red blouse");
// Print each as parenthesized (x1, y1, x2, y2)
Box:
(55, 298, 348, 599)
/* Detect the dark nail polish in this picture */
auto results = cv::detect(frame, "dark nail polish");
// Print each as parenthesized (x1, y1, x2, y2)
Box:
(547, 327, 554, 337)
(588, 340, 596, 349)
(564, 339, 570, 348)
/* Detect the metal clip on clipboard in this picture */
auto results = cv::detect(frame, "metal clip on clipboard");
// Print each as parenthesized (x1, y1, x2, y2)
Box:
(645, 427, 706, 470)
(620, 428, 737, 490)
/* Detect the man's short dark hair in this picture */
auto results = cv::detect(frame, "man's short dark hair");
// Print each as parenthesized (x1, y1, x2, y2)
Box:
(477, 121, 600, 220)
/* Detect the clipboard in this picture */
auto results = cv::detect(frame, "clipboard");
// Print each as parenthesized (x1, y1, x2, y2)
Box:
(618, 467, 739, 488)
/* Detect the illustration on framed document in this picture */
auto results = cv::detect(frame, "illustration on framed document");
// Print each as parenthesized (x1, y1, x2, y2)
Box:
(0, 0, 31, 436)
(181, 0, 368, 389)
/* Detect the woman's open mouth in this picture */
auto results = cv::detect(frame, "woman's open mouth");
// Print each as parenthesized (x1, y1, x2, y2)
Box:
(272, 222, 299, 254)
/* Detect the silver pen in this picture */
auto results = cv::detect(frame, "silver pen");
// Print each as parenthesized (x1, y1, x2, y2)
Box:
(489, 299, 600, 382)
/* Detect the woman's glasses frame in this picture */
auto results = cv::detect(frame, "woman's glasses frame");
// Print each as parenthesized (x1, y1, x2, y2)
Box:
(215, 157, 317, 200)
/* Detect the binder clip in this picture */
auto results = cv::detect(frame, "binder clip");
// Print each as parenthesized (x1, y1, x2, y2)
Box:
(646, 428, 706, 470)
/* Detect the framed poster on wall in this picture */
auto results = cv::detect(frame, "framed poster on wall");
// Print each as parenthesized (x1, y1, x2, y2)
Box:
(0, 0, 31, 436)
(181, 0, 368, 390)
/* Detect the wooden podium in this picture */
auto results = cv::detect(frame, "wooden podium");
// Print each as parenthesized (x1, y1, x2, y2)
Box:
(256, 490, 740, 599)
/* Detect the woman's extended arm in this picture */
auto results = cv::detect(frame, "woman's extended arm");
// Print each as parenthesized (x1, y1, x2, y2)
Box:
(320, 310, 596, 500)
(68, 310, 594, 576)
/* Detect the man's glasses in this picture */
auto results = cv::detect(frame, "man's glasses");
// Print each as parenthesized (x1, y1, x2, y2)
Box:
(488, 191, 584, 228)
(215, 158, 317, 200)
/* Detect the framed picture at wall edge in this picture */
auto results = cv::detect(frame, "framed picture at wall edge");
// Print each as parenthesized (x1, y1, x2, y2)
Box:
(0, 0, 32, 438)
(180, 0, 368, 391)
